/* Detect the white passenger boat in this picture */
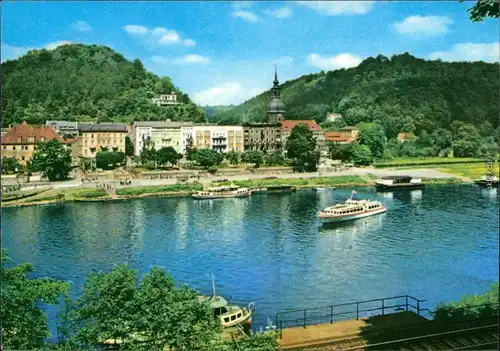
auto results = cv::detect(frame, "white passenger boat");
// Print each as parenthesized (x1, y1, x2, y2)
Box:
(192, 185, 252, 199)
(375, 175, 424, 189)
(318, 190, 387, 223)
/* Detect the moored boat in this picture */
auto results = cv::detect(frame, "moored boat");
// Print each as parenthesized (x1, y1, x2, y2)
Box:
(318, 190, 387, 223)
(198, 277, 255, 328)
(474, 175, 499, 188)
(192, 185, 252, 199)
(375, 175, 424, 189)
(313, 187, 336, 192)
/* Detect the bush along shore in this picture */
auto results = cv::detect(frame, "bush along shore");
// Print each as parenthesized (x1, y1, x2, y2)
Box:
(1, 175, 465, 208)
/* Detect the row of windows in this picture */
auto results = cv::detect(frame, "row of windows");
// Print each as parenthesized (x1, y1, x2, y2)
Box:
(3, 145, 37, 151)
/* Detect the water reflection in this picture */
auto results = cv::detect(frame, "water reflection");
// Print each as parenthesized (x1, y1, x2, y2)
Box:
(479, 187, 498, 199)
(320, 213, 386, 236)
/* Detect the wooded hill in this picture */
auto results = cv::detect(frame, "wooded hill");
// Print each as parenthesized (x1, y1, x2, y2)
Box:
(1, 44, 205, 127)
(212, 53, 499, 139)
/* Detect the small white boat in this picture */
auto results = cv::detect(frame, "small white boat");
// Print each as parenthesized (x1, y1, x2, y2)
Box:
(313, 187, 336, 192)
(192, 185, 252, 199)
(318, 190, 387, 223)
(375, 175, 424, 189)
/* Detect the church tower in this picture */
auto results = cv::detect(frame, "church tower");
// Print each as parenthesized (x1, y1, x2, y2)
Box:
(267, 66, 286, 124)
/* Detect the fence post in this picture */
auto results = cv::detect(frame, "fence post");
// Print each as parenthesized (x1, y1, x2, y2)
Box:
(331, 305, 334, 324)
(356, 302, 359, 320)
(417, 300, 420, 316)
(382, 298, 385, 315)
(275, 314, 278, 333)
(280, 320, 283, 339)
(303, 309, 307, 328)
(406, 296, 408, 312)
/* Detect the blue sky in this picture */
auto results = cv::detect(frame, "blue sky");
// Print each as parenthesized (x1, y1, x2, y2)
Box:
(2, 1, 499, 106)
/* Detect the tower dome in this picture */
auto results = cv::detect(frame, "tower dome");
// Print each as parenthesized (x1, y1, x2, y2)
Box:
(267, 66, 285, 123)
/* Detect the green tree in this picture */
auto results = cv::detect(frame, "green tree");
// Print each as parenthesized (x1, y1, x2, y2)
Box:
(226, 149, 240, 165)
(96, 151, 125, 170)
(157, 146, 182, 167)
(264, 152, 286, 166)
(140, 137, 157, 165)
(286, 124, 320, 172)
(453, 124, 482, 157)
(125, 135, 134, 156)
(69, 264, 137, 346)
(328, 143, 353, 162)
(194, 148, 224, 169)
(357, 122, 387, 159)
(185, 135, 197, 162)
(465, 0, 499, 22)
(1, 157, 21, 174)
(1, 250, 69, 350)
(351, 143, 373, 166)
(242, 150, 264, 168)
(30, 139, 72, 181)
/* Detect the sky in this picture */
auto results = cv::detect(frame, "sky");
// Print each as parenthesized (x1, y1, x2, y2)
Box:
(2, 1, 499, 106)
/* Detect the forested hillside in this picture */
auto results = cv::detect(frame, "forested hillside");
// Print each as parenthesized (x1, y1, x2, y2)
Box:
(202, 105, 235, 121)
(1, 44, 205, 127)
(212, 53, 499, 139)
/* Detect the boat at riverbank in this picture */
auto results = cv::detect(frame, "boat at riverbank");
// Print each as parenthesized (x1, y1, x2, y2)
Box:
(375, 175, 424, 189)
(474, 175, 499, 188)
(318, 190, 387, 223)
(192, 185, 252, 199)
(313, 187, 336, 192)
(198, 278, 255, 329)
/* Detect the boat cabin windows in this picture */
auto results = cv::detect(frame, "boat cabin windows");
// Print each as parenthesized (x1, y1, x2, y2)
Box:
(214, 307, 229, 317)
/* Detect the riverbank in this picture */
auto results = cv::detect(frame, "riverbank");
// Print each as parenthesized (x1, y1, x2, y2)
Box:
(1, 174, 465, 208)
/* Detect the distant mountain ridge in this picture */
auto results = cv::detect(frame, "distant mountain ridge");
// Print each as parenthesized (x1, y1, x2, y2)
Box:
(212, 53, 499, 138)
(1, 44, 205, 127)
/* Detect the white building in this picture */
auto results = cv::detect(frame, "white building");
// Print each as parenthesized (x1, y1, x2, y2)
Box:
(131, 124, 153, 156)
(326, 113, 343, 122)
(152, 92, 180, 106)
(192, 125, 244, 153)
(180, 125, 194, 154)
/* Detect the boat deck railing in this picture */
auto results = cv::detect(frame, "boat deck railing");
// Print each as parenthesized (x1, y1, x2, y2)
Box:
(274, 295, 430, 338)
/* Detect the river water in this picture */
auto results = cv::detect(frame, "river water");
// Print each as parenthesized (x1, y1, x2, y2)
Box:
(2, 184, 499, 338)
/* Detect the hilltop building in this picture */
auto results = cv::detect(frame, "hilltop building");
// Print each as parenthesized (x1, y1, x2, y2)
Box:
(152, 92, 180, 106)
(1, 121, 63, 165)
(243, 68, 284, 153)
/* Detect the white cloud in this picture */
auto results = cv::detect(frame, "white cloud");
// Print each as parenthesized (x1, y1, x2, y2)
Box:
(193, 82, 264, 105)
(307, 53, 362, 70)
(393, 15, 453, 37)
(157, 30, 181, 44)
(429, 42, 500, 62)
(45, 41, 72, 50)
(151, 54, 210, 65)
(232, 1, 254, 10)
(1, 41, 72, 61)
(264, 7, 293, 19)
(232, 10, 260, 22)
(174, 54, 210, 64)
(183, 39, 196, 47)
(272, 56, 293, 66)
(123, 25, 148, 35)
(295, 1, 374, 15)
(70, 21, 92, 32)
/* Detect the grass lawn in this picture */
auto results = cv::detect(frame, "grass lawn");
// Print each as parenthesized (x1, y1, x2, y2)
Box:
(214, 175, 378, 188)
(375, 157, 484, 168)
(116, 184, 203, 196)
(437, 163, 499, 179)
(16, 188, 109, 204)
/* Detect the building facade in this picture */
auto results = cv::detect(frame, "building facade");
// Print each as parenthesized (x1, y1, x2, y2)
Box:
(132, 121, 194, 155)
(243, 68, 284, 153)
(192, 125, 244, 153)
(324, 126, 359, 145)
(46, 121, 79, 137)
(152, 92, 180, 106)
(77, 124, 128, 158)
(180, 125, 194, 154)
(1, 121, 63, 165)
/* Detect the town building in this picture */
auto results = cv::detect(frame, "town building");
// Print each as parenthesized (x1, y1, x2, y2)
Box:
(1, 121, 63, 165)
(281, 120, 325, 153)
(1, 128, 9, 137)
(192, 125, 244, 153)
(77, 123, 128, 158)
(152, 92, 180, 106)
(397, 132, 416, 143)
(243, 68, 284, 153)
(46, 121, 79, 137)
(132, 120, 194, 155)
(326, 113, 343, 122)
(180, 125, 194, 155)
(324, 126, 359, 145)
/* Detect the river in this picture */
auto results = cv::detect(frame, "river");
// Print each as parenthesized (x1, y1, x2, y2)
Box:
(2, 184, 498, 338)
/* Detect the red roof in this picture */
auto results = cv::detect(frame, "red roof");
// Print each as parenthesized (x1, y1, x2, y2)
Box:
(64, 137, 79, 145)
(1, 121, 63, 144)
(281, 120, 322, 132)
(324, 131, 355, 143)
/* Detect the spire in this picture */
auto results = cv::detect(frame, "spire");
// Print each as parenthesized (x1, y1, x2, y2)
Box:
(271, 65, 280, 97)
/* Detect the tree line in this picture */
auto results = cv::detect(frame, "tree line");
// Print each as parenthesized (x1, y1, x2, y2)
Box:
(1, 44, 205, 127)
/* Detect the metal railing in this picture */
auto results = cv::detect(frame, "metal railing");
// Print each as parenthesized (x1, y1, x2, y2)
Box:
(275, 295, 427, 338)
